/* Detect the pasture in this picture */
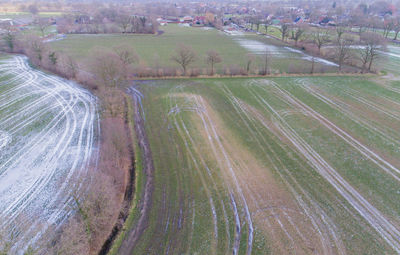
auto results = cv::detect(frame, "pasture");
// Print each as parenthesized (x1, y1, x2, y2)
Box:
(49, 24, 339, 74)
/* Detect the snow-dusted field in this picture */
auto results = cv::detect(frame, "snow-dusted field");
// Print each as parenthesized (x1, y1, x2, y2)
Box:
(0, 55, 99, 253)
(231, 36, 339, 67)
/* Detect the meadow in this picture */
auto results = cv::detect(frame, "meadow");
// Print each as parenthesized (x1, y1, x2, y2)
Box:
(49, 24, 339, 74)
(128, 75, 400, 254)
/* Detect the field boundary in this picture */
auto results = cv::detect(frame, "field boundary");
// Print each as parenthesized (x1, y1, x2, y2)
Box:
(130, 72, 376, 81)
(105, 94, 145, 255)
(98, 95, 137, 255)
(116, 86, 155, 255)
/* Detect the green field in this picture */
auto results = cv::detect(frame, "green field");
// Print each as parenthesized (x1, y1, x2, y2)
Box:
(49, 24, 340, 74)
(51, 25, 248, 70)
(0, 11, 63, 18)
(129, 75, 400, 254)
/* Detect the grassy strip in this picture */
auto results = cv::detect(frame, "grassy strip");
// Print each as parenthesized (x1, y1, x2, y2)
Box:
(127, 72, 374, 81)
(107, 94, 145, 255)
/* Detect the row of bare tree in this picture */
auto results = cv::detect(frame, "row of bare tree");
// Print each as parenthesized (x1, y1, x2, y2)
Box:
(57, 8, 158, 34)
(256, 22, 385, 73)
(2, 31, 383, 86)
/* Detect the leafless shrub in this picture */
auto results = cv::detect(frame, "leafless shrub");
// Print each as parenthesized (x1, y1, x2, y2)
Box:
(58, 54, 78, 79)
(89, 48, 126, 88)
(23, 35, 48, 67)
(359, 32, 385, 73)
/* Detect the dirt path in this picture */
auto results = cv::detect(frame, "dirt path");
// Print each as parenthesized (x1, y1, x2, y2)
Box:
(118, 87, 154, 255)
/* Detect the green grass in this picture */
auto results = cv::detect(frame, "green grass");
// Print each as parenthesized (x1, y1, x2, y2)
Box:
(108, 95, 145, 255)
(21, 24, 57, 37)
(245, 24, 283, 39)
(128, 75, 399, 254)
(50, 24, 249, 71)
(50, 24, 341, 74)
(0, 11, 63, 18)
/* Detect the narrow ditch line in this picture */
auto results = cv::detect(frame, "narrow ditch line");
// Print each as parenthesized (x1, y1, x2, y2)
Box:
(98, 96, 136, 255)
(117, 86, 155, 255)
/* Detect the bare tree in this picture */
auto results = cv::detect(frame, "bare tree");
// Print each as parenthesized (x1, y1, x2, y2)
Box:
(3, 32, 16, 52)
(335, 25, 346, 41)
(35, 18, 51, 37)
(206, 50, 222, 75)
(47, 51, 58, 67)
(248, 16, 254, 30)
(383, 16, 394, 38)
(171, 44, 197, 75)
(264, 19, 272, 35)
(290, 25, 306, 46)
(262, 48, 270, 75)
(116, 12, 131, 33)
(311, 56, 315, 74)
(350, 12, 368, 41)
(24, 35, 47, 66)
(393, 16, 400, 40)
(28, 4, 39, 15)
(279, 23, 289, 41)
(91, 50, 126, 88)
(313, 28, 330, 54)
(335, 36, 353, 71)
(359, 32, 385, 73)
(113, 44, 139, 76)
(254, 16, 262, 32)
(1, 23, 18, 52)
(246, 54, 254, 74)
(59, 54, 78, 79)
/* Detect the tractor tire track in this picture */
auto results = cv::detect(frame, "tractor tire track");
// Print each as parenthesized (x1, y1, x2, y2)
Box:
(0, 55, 98, 253)
(252, 80, 400, 253)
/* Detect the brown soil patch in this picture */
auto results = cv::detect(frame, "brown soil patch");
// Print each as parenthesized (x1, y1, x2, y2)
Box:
(180, 94, 326, 254)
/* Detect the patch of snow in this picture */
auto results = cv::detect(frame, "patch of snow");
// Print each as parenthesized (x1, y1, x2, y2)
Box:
(43, 34, 66, 43)
(0, 131, 11, 150)
(284, 47, 339, 66)
(232, 38, 285, 56)
(232, 37, 338, 67)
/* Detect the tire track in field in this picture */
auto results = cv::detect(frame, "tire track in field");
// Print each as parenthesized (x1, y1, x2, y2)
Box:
(338, 86, 400, 121)
(222, 83, 345, 254)
(317, 78, 400, 121)
(251, 80, 400, 253)
(192, 95, 254, 255)
(167, 87, 231, 253)
(167, 86, 256, 254)
(258, 81, 400, 182)
(0, 55, 98, 253)
(296, 79, 400, 146)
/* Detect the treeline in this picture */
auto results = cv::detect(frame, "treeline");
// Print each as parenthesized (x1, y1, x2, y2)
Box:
(57, 8, 158, 34)
(243, 22, 386, 73)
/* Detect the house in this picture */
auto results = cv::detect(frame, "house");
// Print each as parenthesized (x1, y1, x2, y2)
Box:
(294, 16, 303, 24)
(193, 16, 206, 26)
(181, 16, 193, 23)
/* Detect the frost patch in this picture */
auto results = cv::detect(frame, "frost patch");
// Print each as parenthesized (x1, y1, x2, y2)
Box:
(0, 131, 11, 150)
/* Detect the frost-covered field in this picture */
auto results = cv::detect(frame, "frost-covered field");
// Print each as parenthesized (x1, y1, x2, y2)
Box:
(232, 36, 339, 66)
(0, 55, 98, 253)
